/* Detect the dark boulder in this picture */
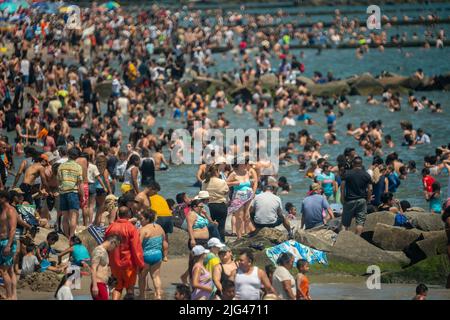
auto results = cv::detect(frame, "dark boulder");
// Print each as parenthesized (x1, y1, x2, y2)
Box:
(404, 211, 445, 231)
(329, 231, 409, 265)
(350, 73, 384, 96)
(307, 80, 351, 97)
(294, 228, 336, 252)
(372, 223, 422, 251)
(405, 231, 447, 264)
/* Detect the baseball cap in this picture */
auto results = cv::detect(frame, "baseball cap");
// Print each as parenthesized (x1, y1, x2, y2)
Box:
(192, 245, 210, 256)
(207, 237, 226, 249)
(194, 191, 210, 200)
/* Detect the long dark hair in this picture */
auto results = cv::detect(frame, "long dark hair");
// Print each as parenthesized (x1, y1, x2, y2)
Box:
(204, 165, 218, 184)
(54, 270, 76, 298)
(126, 154, 141, 170)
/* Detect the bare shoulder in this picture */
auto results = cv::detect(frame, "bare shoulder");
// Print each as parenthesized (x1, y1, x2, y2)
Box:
(7, 205, 17, 216)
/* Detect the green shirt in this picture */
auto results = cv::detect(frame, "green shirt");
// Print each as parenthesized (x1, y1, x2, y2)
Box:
(57, 160, 83, 194)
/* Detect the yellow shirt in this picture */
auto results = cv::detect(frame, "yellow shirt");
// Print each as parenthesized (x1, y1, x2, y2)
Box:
(204, 253, 220, 275)
(150, 194, 172, 217)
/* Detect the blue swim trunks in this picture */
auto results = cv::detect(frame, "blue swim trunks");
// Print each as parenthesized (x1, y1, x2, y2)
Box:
(0, 239, 17, 267)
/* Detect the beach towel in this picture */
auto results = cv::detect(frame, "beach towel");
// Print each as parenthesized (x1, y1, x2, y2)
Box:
(227, 189, 253, 215)
(88, 224, 105, 245)
(16, 204, 39, 228)
(265, 240, 328, 266)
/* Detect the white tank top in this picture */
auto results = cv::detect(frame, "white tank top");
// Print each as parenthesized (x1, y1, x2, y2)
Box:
(124, 165, 141, 188)
(235, 267, 261, 300)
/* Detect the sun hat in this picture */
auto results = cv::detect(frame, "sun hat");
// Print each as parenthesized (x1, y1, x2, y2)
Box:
(194, 191, 210, 200)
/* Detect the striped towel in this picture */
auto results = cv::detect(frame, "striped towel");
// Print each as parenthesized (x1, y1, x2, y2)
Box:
(88, 225, 106, 245)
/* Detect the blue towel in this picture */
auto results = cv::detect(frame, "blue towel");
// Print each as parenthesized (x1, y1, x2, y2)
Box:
(88, 225, 106, 245)
(266, 240, 328, 266)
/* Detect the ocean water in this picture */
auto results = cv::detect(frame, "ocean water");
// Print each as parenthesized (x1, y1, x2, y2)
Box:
(150, 90, 450, 210)
(10, 2, 449, 301)
(70, 283, 450, 300)
(2, 3, 448, 211)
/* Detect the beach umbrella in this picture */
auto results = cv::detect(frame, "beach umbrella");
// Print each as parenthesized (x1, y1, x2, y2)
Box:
(100, 1, 120, 11)
(0, 0, 29, 13)
(0, 2, 18, 13)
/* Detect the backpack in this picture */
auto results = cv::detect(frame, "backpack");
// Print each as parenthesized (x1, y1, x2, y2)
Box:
(394, 213, 409, 227)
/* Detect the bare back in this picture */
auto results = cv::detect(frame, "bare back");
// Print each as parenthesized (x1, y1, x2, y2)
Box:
(76, 157, 89, 182)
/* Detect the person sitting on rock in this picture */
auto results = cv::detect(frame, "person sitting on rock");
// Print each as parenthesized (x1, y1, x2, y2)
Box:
(377, 192, 403, 213)
(251, 183, 292, 236)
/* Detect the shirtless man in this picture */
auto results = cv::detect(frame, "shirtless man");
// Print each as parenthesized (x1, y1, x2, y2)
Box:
(350, 121, 368, 140)
(40, 154, 60, 222)
(153, 145, 169, 171)
(0, 190, 18, 300)
(195, 163, 208, 188)
(135, 187, 152, 213)
(76, 152, 89, 226)
(11, 147, 35, 189)
(25, 115, 40, 145)
(19, 154, 49, 210)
